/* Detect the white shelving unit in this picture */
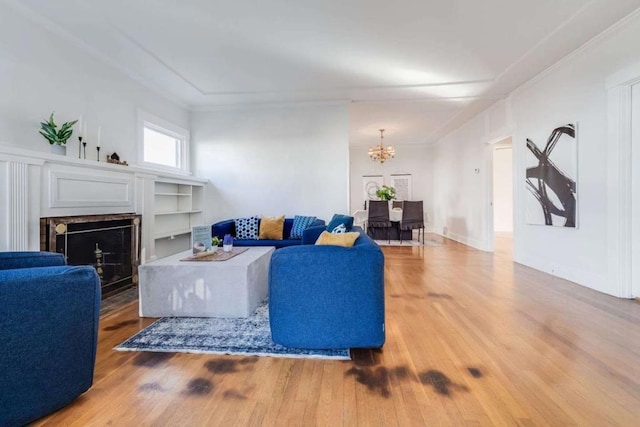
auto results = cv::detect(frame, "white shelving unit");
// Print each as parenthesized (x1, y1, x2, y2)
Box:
(151, 179, 205, 259)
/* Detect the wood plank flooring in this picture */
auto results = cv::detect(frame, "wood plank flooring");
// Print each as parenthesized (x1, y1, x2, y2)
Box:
(34, 234, 640, 426)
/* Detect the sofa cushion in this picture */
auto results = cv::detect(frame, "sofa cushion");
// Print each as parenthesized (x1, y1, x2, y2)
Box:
(234, 217, 259, 240)
(315, 230, 360, 247)
(259, 215, 285, 240)
(326, 214, 354, 234)
(289, 215, 317, 239)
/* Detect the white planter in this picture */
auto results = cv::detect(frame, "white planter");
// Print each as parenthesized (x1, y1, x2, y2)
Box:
(50, 145, 66, 155)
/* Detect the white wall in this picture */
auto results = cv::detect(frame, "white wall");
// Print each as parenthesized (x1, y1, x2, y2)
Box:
(0, 3, 189, 164)
(431, 114, 492, 249)
(349, 144, 433, 226)
(191, 104, 349, 223)
(432, 11, 640, 296)
(493, 144, 513, 232)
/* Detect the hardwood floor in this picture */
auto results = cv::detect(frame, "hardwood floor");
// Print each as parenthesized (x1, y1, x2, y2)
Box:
(34, 235, 640, 426)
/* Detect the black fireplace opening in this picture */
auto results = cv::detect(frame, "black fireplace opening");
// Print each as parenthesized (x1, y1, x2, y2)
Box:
(41, 214, 140, 298)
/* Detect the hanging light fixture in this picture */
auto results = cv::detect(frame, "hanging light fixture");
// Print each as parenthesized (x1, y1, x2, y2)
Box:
(368, 129, 395, 163)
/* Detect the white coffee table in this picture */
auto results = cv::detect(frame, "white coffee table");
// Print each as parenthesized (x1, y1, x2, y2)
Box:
(138, 246, 275, 318)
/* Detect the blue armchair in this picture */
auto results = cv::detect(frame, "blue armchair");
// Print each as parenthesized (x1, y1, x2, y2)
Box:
(0, 252, 101, 427)
(269, 228, 385, 349)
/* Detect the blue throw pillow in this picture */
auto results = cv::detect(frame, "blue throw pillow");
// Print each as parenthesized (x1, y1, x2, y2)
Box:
(234, 217, 259, 240)
(289, 215, 317, 239)
(326, 214, 354, 234)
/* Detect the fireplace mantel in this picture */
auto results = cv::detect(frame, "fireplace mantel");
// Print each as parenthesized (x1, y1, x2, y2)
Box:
(0, 144, 208, 258)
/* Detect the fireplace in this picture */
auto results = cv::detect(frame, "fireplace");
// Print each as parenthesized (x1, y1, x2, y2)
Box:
(40, 214, 141, 298)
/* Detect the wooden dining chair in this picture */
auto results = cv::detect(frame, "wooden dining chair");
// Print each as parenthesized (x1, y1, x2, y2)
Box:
(399, 201, 424, 244)
(392, 200, 404, 209)
(367, 200, 392, 243)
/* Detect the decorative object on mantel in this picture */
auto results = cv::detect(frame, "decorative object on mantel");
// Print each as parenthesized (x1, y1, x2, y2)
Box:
(39, 112, 77, 155)
(368, 128, 395, 163)
(96, 126, 101, 161)
(376, 185, 396, 201)
(106, 152, 129, 166)
(77, 115, 84, 159)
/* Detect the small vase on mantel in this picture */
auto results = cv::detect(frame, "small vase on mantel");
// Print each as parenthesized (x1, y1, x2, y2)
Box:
(50, 144, 67, 156)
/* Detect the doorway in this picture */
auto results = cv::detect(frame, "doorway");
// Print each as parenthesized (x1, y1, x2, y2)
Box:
(492, 137, 513, 257)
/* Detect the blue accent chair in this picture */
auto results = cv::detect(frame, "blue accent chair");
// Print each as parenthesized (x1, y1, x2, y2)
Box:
(0, 252, 101, 427)
(269, 228, 385, 349)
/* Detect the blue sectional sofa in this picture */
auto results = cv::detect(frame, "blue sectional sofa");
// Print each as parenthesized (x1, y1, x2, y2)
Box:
(0, 252, 101, 427)
(212, 217, 326, 249)
(268, 227, 385, 349)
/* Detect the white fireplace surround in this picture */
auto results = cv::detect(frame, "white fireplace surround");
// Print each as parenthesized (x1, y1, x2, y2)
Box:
(0, 145, 207, 259)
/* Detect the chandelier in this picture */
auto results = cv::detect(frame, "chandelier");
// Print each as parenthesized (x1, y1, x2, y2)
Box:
(368, 129, 395, 163)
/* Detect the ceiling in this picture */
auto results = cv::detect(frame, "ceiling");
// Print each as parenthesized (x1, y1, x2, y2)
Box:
(9, 0, 640, 145)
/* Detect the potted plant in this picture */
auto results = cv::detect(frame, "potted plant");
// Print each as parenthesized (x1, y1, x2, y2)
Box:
(211, 236, 222, 253)
(376, 185, 396, 201)
(39, 112, 77, 155)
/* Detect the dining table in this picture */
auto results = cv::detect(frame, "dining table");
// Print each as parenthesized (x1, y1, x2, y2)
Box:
(352, 207, 411, 240)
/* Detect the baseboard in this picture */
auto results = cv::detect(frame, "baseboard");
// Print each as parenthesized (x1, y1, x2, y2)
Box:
(433, 230, 489, 252)
(514, 252, 613, 297)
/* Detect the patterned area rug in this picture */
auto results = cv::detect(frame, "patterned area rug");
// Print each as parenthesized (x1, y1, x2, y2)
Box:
(115, 301, 350, 360)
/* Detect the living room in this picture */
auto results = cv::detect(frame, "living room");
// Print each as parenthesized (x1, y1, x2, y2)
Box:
(2, 0, 640, 425)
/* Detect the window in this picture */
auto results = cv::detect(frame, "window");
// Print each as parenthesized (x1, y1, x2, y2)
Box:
(138, 111, 190, 174)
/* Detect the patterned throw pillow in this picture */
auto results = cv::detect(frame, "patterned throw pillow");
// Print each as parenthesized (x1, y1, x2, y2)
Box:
(234, 217, 259, 240)
(289, 215, 317, 239)
(326, 214, 354, 234)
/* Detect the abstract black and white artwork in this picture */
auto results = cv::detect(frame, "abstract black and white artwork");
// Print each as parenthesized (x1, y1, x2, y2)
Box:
(525, 123, 577, 227)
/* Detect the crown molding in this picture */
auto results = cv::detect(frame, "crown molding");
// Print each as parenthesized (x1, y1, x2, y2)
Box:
(189, 99, 351, 113)
(511, 5, 640, 98)
(2, 0, 190, 110)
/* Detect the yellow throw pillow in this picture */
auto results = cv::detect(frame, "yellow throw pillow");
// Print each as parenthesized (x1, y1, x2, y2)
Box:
(315, 231, 360, 247)
(259, 215, 285, 240)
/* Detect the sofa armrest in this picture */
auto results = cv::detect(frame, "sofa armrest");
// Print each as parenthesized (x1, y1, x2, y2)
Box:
(0, 265, 101, 426)
(212, 220, 235, 239)
(301, 225, 326, 245)
(0, 251, 66, 271)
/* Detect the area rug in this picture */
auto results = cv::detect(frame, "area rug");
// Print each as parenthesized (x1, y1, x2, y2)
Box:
(375, 239, 442, 247)
(114, 301, 350, 360)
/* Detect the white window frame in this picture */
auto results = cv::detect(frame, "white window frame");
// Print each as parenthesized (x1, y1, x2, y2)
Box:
(137, 110, 190, 174)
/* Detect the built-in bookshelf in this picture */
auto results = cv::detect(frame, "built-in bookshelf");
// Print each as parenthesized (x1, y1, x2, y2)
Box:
(152, 179, 204, 259)
(0, 144, 208, 260)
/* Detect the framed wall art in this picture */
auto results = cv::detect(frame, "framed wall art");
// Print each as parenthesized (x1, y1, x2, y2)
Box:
(525, 123, 577, 227)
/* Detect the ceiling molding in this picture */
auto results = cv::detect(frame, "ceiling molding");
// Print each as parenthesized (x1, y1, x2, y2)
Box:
(350, 94, 507, 104)
(189, 99, 350, 113)
(115, 28, 207, 96)
(3, 0, 190, 109)
(511, 5, 640, 98)
(198, 79, 496, 96)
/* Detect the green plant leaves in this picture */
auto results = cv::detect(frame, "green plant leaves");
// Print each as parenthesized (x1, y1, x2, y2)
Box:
(39, 112, 78, 145)
(376, 185, 396, 201)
